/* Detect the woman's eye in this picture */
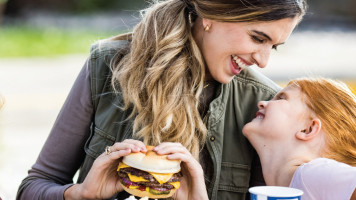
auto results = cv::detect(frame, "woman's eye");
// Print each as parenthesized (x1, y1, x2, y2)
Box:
(272, 45, 278, 50)
(251, 35, 264, 44)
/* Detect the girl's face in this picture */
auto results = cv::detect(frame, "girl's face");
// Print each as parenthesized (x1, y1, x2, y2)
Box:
(199, 17, 299, 83)
(242, 85, 311, 145)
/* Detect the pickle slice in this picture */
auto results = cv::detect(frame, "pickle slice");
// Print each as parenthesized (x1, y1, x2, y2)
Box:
(148, 187, 171, 195)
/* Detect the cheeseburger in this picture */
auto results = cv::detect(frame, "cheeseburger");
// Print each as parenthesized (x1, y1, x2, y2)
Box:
(117, 146, 182, 199)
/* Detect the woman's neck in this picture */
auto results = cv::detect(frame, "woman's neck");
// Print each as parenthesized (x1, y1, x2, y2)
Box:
(257, 147, 318, 186)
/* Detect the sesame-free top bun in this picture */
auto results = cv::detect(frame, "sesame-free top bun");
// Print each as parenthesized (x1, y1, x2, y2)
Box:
(122, 146, 181, 173)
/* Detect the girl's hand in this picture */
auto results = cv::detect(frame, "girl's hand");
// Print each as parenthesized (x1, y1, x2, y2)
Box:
(154, 143, 209, 200)
(64, 139, 147, 200)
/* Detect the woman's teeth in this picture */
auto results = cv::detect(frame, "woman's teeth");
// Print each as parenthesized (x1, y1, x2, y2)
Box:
(232, 55, 247, 70)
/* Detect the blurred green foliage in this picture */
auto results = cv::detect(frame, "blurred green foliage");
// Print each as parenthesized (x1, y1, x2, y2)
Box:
(72, 0, 147, 13)
(4, 0, 149, 15)
(0, 26, 121, 57)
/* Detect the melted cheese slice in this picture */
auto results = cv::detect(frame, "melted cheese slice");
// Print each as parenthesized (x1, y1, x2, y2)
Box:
(169, 181, 181, 189)
(117, 162, 176, 185)
(117, 162, 130, 171)
(128, 173, 149, 182)
(128, 185, 140, 189)
(150, 172, 174, 184)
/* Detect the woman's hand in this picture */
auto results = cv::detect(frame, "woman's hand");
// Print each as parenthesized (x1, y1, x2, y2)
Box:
(154, 143, 209, 200)
(64, 139, 147, 200)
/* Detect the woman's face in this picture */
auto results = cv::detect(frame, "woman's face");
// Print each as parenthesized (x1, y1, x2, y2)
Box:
(198, 17, 299, 83)
(242, 85, 311, 145)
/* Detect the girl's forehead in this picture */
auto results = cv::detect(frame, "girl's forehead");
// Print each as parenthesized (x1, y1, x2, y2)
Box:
(277, 85, 301, 96)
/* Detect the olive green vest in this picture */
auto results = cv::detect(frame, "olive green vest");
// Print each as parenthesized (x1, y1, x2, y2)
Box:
(77, 39, 280, 200)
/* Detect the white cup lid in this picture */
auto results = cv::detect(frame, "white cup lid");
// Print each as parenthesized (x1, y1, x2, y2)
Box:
(249, 186, 303, 197)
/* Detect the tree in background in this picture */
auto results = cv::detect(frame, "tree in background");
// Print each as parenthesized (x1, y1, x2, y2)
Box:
(4, 0, 147, 16)
(0, 0, 7, 24)
(3, 0, 356, 26)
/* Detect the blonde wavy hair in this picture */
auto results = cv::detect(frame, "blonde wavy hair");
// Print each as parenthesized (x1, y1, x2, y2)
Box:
(111, 0, 307, 158)
(289, 78, 356, 166)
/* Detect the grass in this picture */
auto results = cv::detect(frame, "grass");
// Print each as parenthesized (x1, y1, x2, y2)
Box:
(0, 26, 121, 57)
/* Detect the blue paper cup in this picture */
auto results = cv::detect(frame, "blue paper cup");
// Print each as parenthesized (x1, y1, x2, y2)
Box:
(249, 186, 303, 200)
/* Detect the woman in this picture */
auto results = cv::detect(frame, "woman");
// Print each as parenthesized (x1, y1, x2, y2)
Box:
(242, 77, 356, 200)
(17, 0, 307, 199)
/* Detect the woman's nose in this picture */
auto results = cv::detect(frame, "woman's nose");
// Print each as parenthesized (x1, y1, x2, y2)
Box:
(252, 47, 271, 68)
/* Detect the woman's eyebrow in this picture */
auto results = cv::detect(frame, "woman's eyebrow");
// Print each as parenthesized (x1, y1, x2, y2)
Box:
(252, 30, 272, 41)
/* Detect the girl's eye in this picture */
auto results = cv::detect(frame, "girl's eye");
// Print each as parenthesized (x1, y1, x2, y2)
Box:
(278, 95, 286, 100)
(272, 45, 278, 50)
(274, 94, 285, 100)
(251, 35, 264, 44)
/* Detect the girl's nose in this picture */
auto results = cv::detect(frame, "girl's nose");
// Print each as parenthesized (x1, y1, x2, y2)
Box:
(257, 101, 267, 109)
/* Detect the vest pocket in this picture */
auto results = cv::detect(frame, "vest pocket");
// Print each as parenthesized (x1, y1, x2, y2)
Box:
(218, 162, 250, 193)
(78, 126, 116, 183)
(85, 126, 116, 159)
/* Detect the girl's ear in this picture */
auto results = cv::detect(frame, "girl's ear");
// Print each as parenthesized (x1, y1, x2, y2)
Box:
(296, 118, 322, 141)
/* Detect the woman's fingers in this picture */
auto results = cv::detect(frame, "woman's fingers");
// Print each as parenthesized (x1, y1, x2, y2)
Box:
(107, 148, 132, 160)
(122, 139, 147, 151)
(166, 152, 190, 162)
(97, 139, 147, 162)
(168, 153, 203, 173)
(109, 139, 147, 154)
(153, 142, 204, 179)
(154, 142, 188, 155)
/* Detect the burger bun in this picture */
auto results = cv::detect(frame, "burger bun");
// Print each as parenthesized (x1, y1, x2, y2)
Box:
(122, 146, 181, 173)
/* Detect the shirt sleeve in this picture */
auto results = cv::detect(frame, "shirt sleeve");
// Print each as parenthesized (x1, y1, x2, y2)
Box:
(16, 60, 94, 200)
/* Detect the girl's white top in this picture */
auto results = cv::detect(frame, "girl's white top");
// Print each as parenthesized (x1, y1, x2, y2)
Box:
(290, 158, 356, 200)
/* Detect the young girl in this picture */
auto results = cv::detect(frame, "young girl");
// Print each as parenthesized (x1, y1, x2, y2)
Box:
(242, 77, 356, 200)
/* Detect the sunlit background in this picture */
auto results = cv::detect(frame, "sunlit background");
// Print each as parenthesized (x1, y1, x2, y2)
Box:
(0, 0, 356, 199)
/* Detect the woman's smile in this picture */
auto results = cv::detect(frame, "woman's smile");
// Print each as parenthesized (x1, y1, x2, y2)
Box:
(230, 55, 252, 75)
(197, 17, 299, 84)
